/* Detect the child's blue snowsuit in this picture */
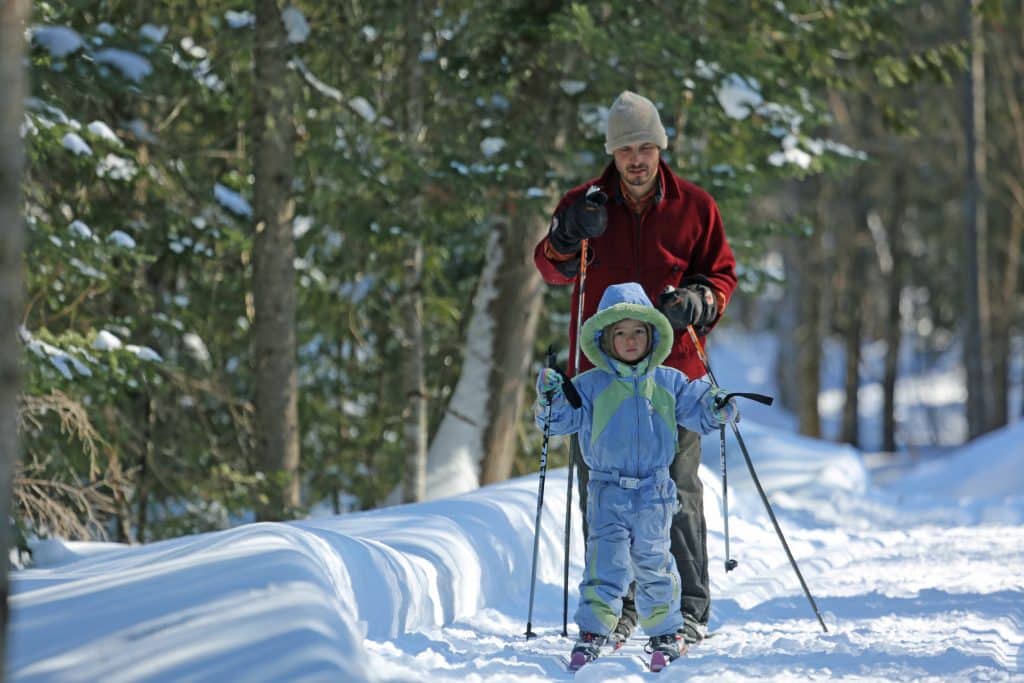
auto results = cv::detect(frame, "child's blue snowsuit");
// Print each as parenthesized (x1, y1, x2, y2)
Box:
(536, 282, 723, 638)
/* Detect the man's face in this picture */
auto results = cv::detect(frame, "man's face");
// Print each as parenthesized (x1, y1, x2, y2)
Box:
(612, 142, 660, 190)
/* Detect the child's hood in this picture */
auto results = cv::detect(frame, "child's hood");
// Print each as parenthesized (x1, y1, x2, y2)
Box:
(580, 282, 675, 373)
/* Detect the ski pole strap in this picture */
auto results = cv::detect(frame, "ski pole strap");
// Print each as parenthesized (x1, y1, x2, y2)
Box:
(715, 391, 774, 408)
(554, 368, 582, 409)
(588, 467, 669, 490)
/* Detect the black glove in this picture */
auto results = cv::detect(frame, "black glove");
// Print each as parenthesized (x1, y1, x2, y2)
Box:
(658, 282, 718, 331)
(548, 189, 608, 255)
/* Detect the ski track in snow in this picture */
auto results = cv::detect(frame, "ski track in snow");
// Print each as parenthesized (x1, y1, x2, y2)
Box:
(361, 477, 1024, 682)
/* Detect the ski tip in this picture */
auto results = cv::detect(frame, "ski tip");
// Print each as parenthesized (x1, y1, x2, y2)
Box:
(568, 651, 589, 671)
(649, 651, 668, 672)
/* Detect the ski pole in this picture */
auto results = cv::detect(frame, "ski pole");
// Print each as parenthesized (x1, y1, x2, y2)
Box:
(563, 234, 590, 637)
(526, 347, 558, 640)
(720, 424, 737, 572)
(687, 326, 829, 633)
(526, 346, 582, 640)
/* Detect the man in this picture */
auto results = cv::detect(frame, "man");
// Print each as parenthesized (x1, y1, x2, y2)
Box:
(533, 90, 737, 646)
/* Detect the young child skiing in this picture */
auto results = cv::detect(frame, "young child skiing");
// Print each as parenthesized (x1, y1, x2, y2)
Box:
(535, 282, 737, 672)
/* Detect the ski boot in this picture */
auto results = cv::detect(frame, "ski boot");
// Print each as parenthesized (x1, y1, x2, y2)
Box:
(645, 632, 686, 672)
(607, 618, 634, 650)
(678, 616, 708, 645)
(568, 631, 606, 670)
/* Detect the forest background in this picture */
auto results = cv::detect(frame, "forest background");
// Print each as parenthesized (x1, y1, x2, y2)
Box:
(1, 0, 1021, 552)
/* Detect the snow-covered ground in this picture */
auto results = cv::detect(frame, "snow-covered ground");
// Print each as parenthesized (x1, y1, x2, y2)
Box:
(10, 420, 1024, 681)
(8, 332, 1024, 682)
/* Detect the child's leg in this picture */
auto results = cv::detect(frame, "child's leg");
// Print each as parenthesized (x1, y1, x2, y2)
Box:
(574, 483, 633, 636)
(630, 480, 685, 637)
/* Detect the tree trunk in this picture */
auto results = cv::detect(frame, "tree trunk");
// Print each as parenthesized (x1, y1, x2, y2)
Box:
(424, 211, 546, 495)
(401, 242, 428, 503)
(401, 2, 428, 504)
(875, 170, 907, 453)
(838, 201, 867, 448)
(964, 0, 992, 438)
(990, 13, 1024, 428)
(1, 0, 30, 671)
(794, 180, 826, 437)
(479, 206, 546, 485)
(992, 199, 1022, 427)
(252, 0, 300, 519)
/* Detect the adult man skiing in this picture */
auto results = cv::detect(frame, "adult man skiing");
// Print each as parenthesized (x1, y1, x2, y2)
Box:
(533, 90, 737, 646)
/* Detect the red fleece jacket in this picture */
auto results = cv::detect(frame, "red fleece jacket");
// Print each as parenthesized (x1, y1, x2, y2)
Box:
(535, 159, 737, 379)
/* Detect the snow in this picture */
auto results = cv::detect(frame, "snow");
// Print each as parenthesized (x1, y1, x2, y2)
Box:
(11, 416, 1024, 680)
(68, 220, 94, 240)
(292, 58, 343, 102)
(293, 215, 314, 239)
(87, 120, 121, 145)
(96, 154, 138, 181)
(61, 132, 92, 157)
(560, 80, 587, 96)
(139, 24, 168, 43)
(94, 48, 153, 82)
(716, 74, 764, 120)
(349, 97, 377, 123)
(214, 183, 253, 218)
(480, 137, 506, 158)
(183, 332, 211, 363)
(889, 421, 1024, 500)
(225, 11, 255, 29)
(92, 330, 123, 351)
(21, 328, 93, 380)
(107, 230, 136, 249)
(9, 332, 1024, 681)
(768, 135, 814, 170)
(31, 26, 83, 58)
(125, 345, 163, 362)
(282, 6, 311, 44)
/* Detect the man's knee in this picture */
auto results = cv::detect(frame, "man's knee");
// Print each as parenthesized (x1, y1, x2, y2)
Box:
(672, 429, 703, 495)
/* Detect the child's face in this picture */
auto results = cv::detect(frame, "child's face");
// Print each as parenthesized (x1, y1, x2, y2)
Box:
(609, 319, 650, 363)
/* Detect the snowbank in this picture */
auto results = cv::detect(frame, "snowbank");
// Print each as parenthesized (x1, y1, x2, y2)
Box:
(10, 468, 582, 682)
(888, 421, 1024, 500)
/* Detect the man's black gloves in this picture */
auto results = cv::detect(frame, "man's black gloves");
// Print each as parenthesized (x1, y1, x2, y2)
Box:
(548, 189, 608, 255)
(658, 280, 719, 332)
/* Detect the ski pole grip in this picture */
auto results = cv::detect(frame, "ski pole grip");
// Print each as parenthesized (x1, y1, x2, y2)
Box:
(545, 345, 581, 409)
(714, 391, 774, 409)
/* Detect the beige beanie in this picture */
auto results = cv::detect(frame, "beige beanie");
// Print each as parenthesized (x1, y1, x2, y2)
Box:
(604, 91, 668, 154)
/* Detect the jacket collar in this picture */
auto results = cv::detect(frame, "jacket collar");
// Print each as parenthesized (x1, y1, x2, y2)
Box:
(602, 159, 667, 207)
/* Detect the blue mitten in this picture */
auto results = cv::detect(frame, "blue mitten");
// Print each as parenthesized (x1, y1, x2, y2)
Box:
(537, 368, 564, 406)
(707, 387, 739, 425)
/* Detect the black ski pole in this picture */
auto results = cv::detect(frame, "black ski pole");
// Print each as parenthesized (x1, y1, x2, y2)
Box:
(720, 424, 738, 572)
(687, 326, 829, 633)
(527, 347, 583, 641)
(525, 348, 557, 640)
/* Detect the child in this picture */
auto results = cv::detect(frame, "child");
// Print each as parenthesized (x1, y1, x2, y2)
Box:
(535, 282, 736, 669)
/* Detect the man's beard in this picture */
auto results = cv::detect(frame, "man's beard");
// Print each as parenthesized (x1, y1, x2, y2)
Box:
(624, 166, 652, 185)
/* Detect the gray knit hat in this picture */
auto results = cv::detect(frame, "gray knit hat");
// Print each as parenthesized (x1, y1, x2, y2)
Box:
(604, 91, 668, 154)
